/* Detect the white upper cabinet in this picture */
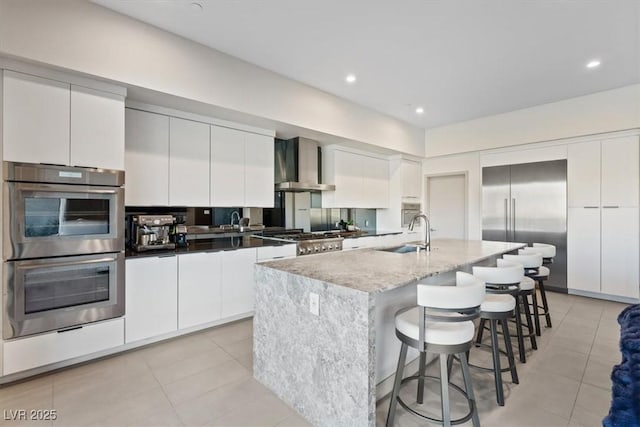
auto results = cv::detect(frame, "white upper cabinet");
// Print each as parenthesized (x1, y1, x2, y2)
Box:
(362, 156, 389, 208)
(567, 141, 600, 207)
(3, 70, 70, 166)
(210, 126, 245, 207)
(70, 85, 125, 170)
(2, 70, 125, 170)
(245, 132, 275, 207)
(401, 160, 422, 199)
(169, 117, 210, 206)
(322, 149, 390, 208)
(601, 136, 639, 207)
(125, 109, 169, 206)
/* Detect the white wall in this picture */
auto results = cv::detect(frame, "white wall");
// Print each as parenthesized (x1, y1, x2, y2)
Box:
(425, 84, 640, 158)
(0, 0, 424, 157)
(423, 153, 482, 239)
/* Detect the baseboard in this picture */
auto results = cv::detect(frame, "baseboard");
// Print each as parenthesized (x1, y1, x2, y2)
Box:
(568, 289, 639, 304)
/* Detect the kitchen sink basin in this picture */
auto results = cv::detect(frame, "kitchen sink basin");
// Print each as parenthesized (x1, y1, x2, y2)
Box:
(377, 245, 422, 254)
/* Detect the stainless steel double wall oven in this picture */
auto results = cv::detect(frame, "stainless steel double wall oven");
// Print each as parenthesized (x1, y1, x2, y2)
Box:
(3, 162, 125, 339)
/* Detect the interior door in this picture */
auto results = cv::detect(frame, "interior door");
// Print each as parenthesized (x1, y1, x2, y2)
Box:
(482, 166, 511, 241)
(427, 174, 466, 239)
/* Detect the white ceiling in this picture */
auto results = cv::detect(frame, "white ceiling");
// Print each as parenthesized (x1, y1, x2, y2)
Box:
(93, 0, 640, 129)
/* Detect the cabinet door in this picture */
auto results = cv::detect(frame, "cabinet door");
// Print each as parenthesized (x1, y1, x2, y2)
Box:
(70, 85, 125, 170)
(211, 126, 245, 206)
(567, 207, 601, 293)
(169, 117, 210, 206)
(125, 256, 178, 343)
(178, 252, 222, 329)
(244, 133, 274, 207)
(601, 136, 639, 207)
(333, 151, 363, 207)
(3, 70, 70, 165)
(362, 156, 389, 208)
(601, 207, 639, 299)
(125, 109, 169, 205)
(402, 160, 422, 199)
(221, 248, 257, 318)
(567, 141, 601, 208)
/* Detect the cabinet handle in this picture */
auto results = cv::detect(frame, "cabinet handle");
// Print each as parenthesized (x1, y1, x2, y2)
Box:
(271, 256, 285, 260)
(603, 206, 620, 209)
(58, 326, 83, 333)
(583, 206, 599, 209)
(158, 254, 176, 258)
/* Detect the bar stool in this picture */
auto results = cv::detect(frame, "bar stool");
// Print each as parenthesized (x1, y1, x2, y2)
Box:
(520, 243, 555, 335)
(471, 264, 520, 406)
(501, 255, 539, 362)
(386, 272, 485, 427)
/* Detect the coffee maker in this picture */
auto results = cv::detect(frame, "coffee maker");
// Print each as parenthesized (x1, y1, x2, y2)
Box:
(131, 215, 176, 251)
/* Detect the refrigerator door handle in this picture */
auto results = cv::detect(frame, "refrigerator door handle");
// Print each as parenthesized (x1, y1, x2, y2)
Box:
(512, 198, 516, 241)
(504, 198, 509, 239)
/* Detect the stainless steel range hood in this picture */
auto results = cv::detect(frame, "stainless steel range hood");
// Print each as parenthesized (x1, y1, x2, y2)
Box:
(274, 137, 335, 192)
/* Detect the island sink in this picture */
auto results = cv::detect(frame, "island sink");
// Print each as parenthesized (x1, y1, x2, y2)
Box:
(376, 244, 422, 254)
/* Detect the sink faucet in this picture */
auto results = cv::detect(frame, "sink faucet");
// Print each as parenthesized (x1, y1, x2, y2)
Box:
(408, 213, 431, 251)
(230, 210, 240, 227)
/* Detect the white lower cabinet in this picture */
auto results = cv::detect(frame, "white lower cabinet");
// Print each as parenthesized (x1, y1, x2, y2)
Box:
(221, 248, 258, 318)
(125, 256, 178, 343)
(567, 208, 601, 293)
(3, 318, 124, 375)
(256, 244, 297, 261)
(178, 252, 223, 329)
(568, 207, 640, 299)
(601, 207, 639, 299)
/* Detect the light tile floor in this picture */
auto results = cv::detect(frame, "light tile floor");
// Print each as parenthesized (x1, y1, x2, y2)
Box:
(0, 292, 628, 427)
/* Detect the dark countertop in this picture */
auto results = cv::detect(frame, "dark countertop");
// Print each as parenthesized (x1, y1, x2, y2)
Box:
(125, 236, 295, 259)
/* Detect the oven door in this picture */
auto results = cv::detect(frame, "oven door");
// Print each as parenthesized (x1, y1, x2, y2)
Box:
(3, 252, 125, 339)
(4, 182, 124, 259)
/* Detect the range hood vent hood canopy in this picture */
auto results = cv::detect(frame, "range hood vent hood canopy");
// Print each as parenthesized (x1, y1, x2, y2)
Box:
(274, 137, 335, 192)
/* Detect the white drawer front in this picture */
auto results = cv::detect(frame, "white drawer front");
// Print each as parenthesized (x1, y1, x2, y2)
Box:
(3, 318, 124, 375)
(256, 244, 296, 261)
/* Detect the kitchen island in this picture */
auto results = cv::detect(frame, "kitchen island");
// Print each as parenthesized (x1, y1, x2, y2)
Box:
(253, 238, 525, 426)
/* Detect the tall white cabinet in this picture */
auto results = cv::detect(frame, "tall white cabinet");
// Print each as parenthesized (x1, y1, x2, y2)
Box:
(567, 136, 639, 300)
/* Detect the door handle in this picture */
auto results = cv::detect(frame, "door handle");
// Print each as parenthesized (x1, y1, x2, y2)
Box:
(504, 198, 509, 238)
(512, 199, 516, 241)
(583, 206, 599, 209)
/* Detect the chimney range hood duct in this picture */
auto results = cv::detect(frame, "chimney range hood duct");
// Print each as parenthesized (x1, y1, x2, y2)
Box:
(274, 137, 335, 192)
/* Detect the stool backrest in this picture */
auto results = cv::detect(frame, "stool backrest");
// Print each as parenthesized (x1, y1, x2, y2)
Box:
(532, 243, 556, 258)
(416, 272, 485, 310)
(503, 253, 542, 269)
(472, 262, 523, 285)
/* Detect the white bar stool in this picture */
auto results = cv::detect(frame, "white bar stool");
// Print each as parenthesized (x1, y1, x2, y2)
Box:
(386, 272, 485, 427)
(502, 255, 540, 362)
(520, 243, 556, 335)
(471, 264, 520, 406)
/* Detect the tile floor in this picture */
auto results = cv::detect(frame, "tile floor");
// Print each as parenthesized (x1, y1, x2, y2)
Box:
(0, 292, 628, 427)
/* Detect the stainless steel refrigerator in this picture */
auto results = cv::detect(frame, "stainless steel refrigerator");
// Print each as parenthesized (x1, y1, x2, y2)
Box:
(482, 160, 567, 292)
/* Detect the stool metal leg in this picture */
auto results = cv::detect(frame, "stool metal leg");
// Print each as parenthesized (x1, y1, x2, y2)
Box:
(459, 351, 480, 427)
(500, 318, 519, 385)
(513, 298, 526, 363)
(531, 287, 541, 337)
(475, 318, 486, 346)
(417, 351, 426, 404)
(522, 294, 538, 350)
(386, 343, 408, 427)
(439, 353, 451, 427)
(489, 319, 505, 406)
(539, 280, 552, 328)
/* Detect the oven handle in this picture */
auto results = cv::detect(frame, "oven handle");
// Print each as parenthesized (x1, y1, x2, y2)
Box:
(14, 255, 119, 270)
(9, 182, 121, 194)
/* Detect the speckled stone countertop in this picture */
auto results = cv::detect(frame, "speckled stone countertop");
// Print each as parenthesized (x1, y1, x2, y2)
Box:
(260, 238, 526, 294)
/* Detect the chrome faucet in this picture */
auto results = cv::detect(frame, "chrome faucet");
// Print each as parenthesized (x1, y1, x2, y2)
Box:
(230, 210, 240, 228)
(408, 213, 431, 251)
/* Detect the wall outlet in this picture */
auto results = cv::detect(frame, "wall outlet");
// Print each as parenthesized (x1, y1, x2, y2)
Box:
(309, 292, 320, 316)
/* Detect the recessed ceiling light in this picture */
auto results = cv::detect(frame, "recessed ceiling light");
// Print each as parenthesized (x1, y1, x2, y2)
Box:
(415, 107, 424, 114)
(586, 59, 601, 69)
(189, 2, 203, 12)
(345, 74, 356, 84)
